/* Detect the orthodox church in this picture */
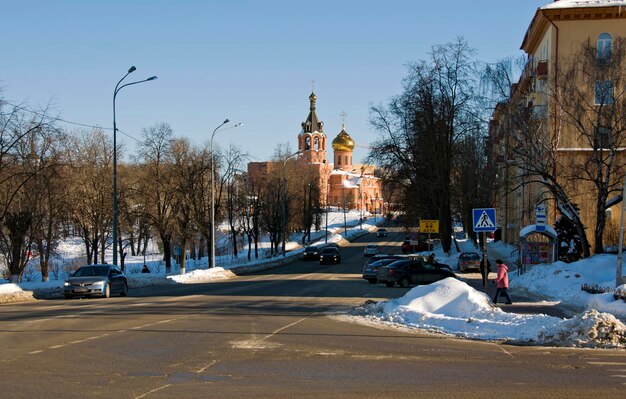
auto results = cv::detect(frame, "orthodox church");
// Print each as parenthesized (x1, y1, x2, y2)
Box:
(248, 90, 384, 214)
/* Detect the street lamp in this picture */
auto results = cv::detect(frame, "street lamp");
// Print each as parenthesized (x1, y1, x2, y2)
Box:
(113, 66, 157, 268)
(282, 150, 302, 256)
(210, 120, 243, 269)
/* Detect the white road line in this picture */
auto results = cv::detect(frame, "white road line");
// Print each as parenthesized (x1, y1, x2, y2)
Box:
(49, 345, 64, 349)
(588, 362, 626, 366)
(260, 314, 316, 342)
(27, 350, 43, 355)
(610, 375, 626, 378)
(134, 384, 172, 399)
(69, 340, 84, 344)
(196, 360, 219, 374)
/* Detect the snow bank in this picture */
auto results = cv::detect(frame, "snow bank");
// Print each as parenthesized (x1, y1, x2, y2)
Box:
(351, 278, 626, 348)
(510, 254, 626, 319)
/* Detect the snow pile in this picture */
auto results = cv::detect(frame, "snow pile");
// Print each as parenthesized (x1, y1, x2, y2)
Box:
(168, 267, 236, 284)
(352, 278, 626, 348)
(510, 255, 626, 319)
(538, 310, 626, 348)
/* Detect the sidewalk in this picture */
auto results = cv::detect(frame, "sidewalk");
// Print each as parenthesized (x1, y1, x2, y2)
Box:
(459, 272, 575, 318)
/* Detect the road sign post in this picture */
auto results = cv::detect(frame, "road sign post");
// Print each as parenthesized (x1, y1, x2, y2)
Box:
(473, 208, 497, 295)
(535, 205, 546, 232)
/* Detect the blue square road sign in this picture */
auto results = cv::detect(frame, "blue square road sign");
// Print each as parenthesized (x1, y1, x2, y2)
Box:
(472, 208, 497, 233)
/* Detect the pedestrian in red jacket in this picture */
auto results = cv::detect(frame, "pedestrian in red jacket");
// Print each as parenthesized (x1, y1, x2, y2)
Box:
(492, 259, 513, 305)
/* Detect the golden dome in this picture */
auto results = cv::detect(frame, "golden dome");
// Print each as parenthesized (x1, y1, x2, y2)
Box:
(332, 129, 355, 152)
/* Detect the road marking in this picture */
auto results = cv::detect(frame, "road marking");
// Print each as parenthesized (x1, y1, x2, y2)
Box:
(610, 375, 626, 378)
(49, 345, 64, 349)
(134, 384, 172, 399)
(588, 362, 626, 366)
(69, 340, 84, 344)
(27, 350, 43, 355)
(259, 314, 316, 342)
(197, 360, 219, 374)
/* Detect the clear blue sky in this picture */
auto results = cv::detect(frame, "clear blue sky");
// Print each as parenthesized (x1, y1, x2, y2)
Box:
(1, 0, 547, 164)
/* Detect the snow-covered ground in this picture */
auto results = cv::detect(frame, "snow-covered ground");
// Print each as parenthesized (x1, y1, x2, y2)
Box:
(346, 239, 626, 349)
(3, 213, 626, 348)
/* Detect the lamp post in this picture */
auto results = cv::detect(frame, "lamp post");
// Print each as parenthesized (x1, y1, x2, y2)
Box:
(210, 119, 241, 269)
(325, 181, 329, 243)
(113, 66, 157, 268)
(282, 151, 302, 256)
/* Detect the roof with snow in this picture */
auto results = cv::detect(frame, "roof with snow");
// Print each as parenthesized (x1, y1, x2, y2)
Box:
(542, 0, 626, 9)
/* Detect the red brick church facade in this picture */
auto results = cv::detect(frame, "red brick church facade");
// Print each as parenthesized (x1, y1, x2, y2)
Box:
(248, 90, 384, 214)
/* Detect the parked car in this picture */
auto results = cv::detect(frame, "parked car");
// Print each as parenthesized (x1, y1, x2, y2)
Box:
(363, 244, 381, 257)
(376, 228, 388, 237)
(319, 247, 341, 264)
(302, 246, 321, 260)
(362, 258, 399, 284)
(376, 259, 456, 288)
(63, 264, 128, 299)
(457, 252, 481, 272)
(400, 240, 429, 253)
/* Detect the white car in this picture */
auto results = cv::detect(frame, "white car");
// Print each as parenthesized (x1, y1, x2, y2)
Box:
(364, 244, 381, 257)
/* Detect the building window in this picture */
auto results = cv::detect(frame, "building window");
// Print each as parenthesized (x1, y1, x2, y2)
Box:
(596, 126, 611, 149)
(345, 155, 348, 164)
(314, 137, 319, 150)
(598, 32, 612, 61)
(337, 155, 341, 165)
(595, 81, 614, 105)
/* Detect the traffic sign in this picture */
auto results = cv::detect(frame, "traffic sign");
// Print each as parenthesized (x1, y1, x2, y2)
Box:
(420, 219, 439, 234)
(535, 205, 546, 231)
(472, 208, 497, 232)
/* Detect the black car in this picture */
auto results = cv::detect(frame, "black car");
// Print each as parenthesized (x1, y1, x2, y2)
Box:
(63, 264, 128, 298)
(362, 258, 399, 284)
(319, 247, 341, 264)
(376, 259, 456, 288)
(376, 228, 388, 237)
(302, 246, 321, 260)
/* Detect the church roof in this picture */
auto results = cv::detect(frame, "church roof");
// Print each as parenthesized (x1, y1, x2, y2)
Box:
(301, 91, 324, 134)
(332, 128, 355, 152)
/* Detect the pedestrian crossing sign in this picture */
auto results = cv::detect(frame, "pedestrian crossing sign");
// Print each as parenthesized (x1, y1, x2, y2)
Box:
(472, 208, 497, 232)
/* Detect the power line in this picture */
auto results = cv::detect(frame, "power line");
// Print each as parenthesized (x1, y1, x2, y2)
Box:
(1, 99, 143, 143)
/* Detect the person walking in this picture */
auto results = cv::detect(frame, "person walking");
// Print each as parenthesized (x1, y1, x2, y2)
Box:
(492, 259, 513, 304)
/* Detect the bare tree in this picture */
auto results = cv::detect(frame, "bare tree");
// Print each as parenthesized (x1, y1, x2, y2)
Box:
(136, 123, 176, 272)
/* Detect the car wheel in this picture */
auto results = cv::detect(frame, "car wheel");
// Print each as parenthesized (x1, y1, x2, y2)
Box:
(103, 283, 111, 298)
(120, 283, 128, 297)
(64, 294, 72, 299)
(399, 277, 411, 288)
(384, 281, 395, 288)
(367, 278, 377, 284)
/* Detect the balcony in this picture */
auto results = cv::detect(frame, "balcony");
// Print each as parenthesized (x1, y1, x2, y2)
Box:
(536, 60, 548, 80)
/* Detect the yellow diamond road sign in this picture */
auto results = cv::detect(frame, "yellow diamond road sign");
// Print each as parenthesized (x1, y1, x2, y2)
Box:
(420, 219, 439, 233)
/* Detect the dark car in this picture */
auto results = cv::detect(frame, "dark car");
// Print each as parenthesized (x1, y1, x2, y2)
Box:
(302, 246, 321, 260)
(63, 264, 128, 298)
(362, 258, 399, 284)
(376, 228, 388, 237)
(400, 240, 430, 253)
(319, 247, 341, 264)
(376, 259, 456, 288)
(457, 252, 481, 272)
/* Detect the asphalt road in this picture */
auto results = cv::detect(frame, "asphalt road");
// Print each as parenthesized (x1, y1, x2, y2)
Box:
(1, 228, 625, 398)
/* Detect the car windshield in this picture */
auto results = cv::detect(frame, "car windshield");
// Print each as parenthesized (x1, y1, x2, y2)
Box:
(366, 245, 377, 248)
(370, 259, 396, 267)
(305, 247, 317, 252)
(378, 229, 386, 232)
(386, 260, 410, 268)
(73, 266, 109, 277)
(322, 248, 338, 254)
(462, 253, 480, 260)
